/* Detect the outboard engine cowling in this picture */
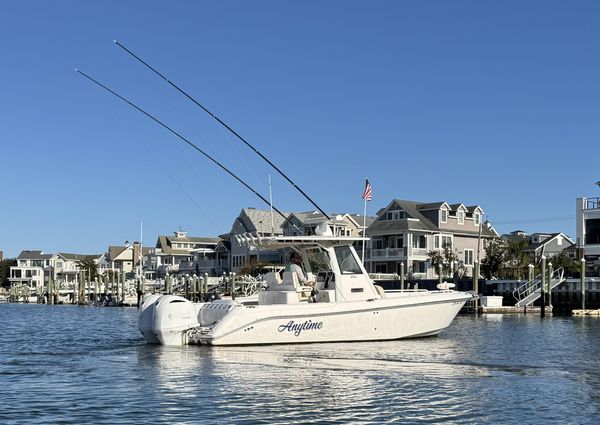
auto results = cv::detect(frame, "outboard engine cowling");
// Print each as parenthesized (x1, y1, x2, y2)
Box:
(138, 294, 162, 344)
(152, 295, 200, 346)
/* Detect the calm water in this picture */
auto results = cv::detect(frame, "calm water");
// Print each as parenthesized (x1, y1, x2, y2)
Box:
(0, 304, 599, 424)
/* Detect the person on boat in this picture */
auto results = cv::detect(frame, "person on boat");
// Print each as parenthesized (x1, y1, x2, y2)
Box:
(285, 252, 318, 302)
(285, 252, 314, 288)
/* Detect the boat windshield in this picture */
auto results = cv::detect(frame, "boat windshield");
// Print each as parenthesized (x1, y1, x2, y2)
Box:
(305, 247, 331, 274)
(334, 246, 362, 274)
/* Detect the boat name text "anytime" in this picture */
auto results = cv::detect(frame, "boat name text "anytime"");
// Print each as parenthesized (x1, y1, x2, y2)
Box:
(278, 320, 323, 337)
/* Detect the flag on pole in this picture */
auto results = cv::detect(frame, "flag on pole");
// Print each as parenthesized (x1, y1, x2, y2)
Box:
(362, 178, 373, 201)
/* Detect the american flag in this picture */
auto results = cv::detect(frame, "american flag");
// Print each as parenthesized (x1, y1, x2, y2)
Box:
(362, 178, 373, 201)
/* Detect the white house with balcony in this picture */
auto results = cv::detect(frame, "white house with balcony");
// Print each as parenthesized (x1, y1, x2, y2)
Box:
(153, 231, 221, 277)
(366, 199, 498, 278)
(9, 250, 52, 293)
(9, 250, 103, 295)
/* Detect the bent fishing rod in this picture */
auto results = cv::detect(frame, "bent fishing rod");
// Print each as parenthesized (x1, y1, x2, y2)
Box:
(75, 69, 289, 224)
(113, 40, 331, 221)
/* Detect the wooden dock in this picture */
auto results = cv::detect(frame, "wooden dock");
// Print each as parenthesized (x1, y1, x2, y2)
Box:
(480, 306, 553, 315)
(572, 309, 600, 316)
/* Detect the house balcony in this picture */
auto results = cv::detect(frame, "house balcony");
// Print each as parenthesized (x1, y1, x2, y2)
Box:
(409, 247, 428, 258)
(369, 248, 404, 260)
(584, 197, 600, 210)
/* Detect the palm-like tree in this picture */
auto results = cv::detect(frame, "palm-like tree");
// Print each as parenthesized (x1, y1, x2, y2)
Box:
(77, 257, 99, 282)
(504, 238, 529, 278)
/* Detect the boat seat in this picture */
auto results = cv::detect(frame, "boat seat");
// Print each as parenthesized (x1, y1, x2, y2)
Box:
(265, 272, 282, 289)
(282, 271, 312, 301)
(374, 285, 386, 299)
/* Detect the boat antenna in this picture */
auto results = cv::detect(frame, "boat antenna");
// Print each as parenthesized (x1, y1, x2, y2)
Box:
(114, 40, 331, 221)
(268, 172, 274, 236)
(75, 69, 289, 222)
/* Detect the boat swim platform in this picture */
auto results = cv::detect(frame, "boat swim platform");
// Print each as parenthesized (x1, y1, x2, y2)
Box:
(572, 309, 600, 316)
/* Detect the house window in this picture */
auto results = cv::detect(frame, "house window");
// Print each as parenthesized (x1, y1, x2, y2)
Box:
(386, 210, 405, 221)
(441, 210, 448, 224)
(474, 213, 481, 226)
(397, 235, 404, 247)
(412, 261, 426, 273)
(442, 235, 453, 249)
(375, 263, 387, 273)
(557, 236, 562, 246)
(465, 249, 474, 266)
(412, 235, 426, 249)
(434, 235, 440, 249)
(458, 211, 465, 225)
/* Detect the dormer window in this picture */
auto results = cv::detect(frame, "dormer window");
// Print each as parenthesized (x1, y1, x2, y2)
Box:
(457, 211, 465, 225)
(474, 212, 481, 226)
(386, 210, 405, 221)
(441, 210, 448, 224)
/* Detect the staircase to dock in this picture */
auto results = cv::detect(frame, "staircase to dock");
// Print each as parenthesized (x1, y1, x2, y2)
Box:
(513, 267, 565, 307)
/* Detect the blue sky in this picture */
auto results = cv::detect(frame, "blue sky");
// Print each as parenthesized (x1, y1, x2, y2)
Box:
(1, 1, 599, 258)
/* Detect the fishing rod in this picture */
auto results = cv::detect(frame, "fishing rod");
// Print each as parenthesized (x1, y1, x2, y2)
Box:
(114, 40, 331, 221)
(75, 69, 290, 223)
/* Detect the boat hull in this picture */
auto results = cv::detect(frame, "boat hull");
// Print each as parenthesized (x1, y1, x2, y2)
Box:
(190, 291, 471, 346)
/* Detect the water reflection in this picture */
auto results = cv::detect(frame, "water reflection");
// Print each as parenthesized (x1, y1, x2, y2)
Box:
(2, 305, 600, 424)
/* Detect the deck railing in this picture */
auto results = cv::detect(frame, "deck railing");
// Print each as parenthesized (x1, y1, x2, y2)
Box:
(585, 197, 600, 210)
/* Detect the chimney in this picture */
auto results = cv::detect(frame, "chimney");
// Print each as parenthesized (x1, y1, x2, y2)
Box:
(133, 242, 141, 266)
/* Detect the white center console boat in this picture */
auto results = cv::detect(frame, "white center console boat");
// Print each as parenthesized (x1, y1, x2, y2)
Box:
(139, 225, 473, 346)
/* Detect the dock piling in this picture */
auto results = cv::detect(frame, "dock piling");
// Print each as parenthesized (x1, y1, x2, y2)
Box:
(540, 256, 546, 318)
(473, 261, 479, 314)
(581, 258, 586, 310)
(548, 262, 553, 308)
(400, 262, 405, 291)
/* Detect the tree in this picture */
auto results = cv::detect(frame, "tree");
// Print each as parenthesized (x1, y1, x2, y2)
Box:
(77, 257, 99, 281)
(481, 239, 505, 279)
(427, 242, 459, 279)
(547, 251, 578, 278)
(504, 238, 529, 279)
(0, 258, 17, 288)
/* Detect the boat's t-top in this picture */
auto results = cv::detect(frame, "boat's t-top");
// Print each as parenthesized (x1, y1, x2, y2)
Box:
(234, 221, 381, 305)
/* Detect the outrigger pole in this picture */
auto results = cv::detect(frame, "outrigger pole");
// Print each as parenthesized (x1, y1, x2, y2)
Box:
(75, 69, 290, 223)
(114, 40, 331, 221)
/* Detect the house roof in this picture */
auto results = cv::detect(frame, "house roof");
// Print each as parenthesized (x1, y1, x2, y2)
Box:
(16, 250, 53, 260)
(502, 232, 575, 253)
(58, 253, 102, 261)
(107, 246, 130, 261)
(415, 202, 446, 210)
(349, 214, 375, 228)
(155, 235, 220, 256)
(367, 199, 496, 237)
(230, 208, 291, 235)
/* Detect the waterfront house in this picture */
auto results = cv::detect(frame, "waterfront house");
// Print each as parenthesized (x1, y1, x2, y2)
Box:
(365, 199, 498, 278)
(226, 208, 290, 273)
(576, 195, 600, 274)
(503, 231, 574, 262)
(9, 250, 52, 293)
(54, 252, 104, 287)
(282, 211, 373, 237)
(10, 250, 103, 295)
(106, 243, 138, 274)
(153, 230, 220, 277)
